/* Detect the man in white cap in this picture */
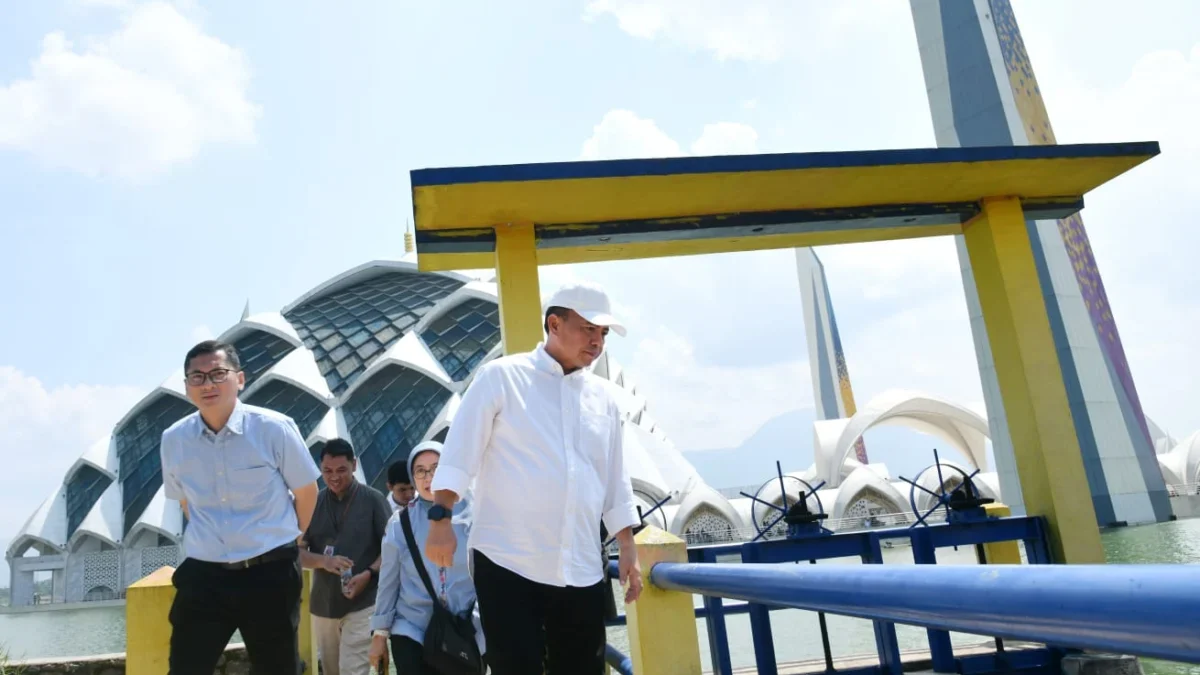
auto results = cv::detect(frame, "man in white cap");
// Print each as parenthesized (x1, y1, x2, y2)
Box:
(425, 281, 642, 675)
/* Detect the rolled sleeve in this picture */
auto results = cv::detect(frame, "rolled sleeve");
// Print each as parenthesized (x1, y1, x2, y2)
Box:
(601, 409, 640, 536)
(430, 464, 472, 500)
(431, 363, 502, 499)
(160, 433, 184, 501)
(275, 417, 320, 490)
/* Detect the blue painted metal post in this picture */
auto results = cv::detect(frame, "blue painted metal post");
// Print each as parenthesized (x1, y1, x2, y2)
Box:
(863, 533, 903, 675)
(742, 543, 779, 675)
(1023, 518, 1054, 564)
(694, 548, 735, 675)
(910, 528, 956, 672)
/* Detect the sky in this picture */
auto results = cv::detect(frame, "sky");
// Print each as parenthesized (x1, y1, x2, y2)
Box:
(1, 0, 1197, 581)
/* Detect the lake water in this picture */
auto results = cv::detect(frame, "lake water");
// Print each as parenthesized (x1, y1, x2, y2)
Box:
(4, 519, 1199, 673)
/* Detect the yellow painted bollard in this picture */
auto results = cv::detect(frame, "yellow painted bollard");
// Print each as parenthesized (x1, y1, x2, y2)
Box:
(980, 503, 1023, 565)
(126, 566, 176, 675)
(299, 568, 318, 673)
(625, 527, 702, 675)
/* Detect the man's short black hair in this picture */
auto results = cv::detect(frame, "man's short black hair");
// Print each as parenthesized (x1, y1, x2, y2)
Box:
(185, 340, 241, 372)
(387, 460, 410, 486)
(321, 438, 355, 462)
(544, 306, 571, 333)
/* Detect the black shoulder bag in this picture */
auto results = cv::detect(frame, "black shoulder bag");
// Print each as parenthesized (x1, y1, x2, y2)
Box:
(399, 509, 485, 675)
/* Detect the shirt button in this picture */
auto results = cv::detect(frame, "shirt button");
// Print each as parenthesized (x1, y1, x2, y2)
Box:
(221, 498, 227, 503)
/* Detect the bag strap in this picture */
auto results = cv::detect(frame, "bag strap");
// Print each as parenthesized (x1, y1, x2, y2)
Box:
(400, 508, 442, 605)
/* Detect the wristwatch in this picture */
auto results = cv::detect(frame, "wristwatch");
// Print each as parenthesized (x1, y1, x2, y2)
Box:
(368, 567, 378, 581)
(427, 504, 451, 522)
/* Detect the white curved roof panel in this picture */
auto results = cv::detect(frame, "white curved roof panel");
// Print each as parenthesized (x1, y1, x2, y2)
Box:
(411, 281, 499, 336)
(220, 311, 304, 347)
(830, 465, 911, 522)
(7, 485, 68, 557)
(341, 330, 452, 402)
(423, 394, 461, 443)
(65, 435, 118, 483)
(246, 346, 333, 403)
(281, 260, 469, 315)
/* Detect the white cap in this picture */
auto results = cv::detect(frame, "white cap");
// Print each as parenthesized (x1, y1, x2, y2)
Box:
(544, 281, 627, 337)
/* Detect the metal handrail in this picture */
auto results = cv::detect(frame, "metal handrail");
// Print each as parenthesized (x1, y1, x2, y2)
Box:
(648, 561, 1200, 664)
(605, 643, 634, 675)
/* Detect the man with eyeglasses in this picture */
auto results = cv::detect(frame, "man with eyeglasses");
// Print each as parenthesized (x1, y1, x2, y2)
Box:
(160, 339, 321, 675)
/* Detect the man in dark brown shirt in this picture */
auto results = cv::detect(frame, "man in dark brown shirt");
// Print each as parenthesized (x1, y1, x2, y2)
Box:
(298, 439, 391, 675)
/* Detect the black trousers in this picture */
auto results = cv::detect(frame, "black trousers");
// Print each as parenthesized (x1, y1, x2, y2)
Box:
(390, 635, 432, 674)
(473, 550, 607, 675)
(168, 550, 302, 675)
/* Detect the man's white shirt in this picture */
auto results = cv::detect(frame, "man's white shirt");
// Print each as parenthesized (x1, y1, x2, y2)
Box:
(432, 344, 640, 588)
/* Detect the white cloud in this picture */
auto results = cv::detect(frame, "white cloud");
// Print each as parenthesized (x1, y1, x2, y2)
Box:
(579, 109, 757, 160)
(0, 368, 142, 579)
(583, 0, 911, 63)
(190, 324, 215, 343)
(626, 325, 812, 449)
(0, 1, 260, 181)
(691, 122, 758, 156)
(579, 109, 681, 160)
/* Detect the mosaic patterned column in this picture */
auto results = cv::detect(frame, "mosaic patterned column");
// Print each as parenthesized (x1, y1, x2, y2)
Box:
(910, 0, 1171, 525)
(796, 248, 868, 464)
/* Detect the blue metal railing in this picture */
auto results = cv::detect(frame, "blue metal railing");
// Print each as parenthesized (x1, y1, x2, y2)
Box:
(650, 562, 1200, 664)
(601, 511, 1199, 675)
(604, 642, 634, 675)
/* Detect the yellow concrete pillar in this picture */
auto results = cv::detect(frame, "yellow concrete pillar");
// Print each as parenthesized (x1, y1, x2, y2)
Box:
(493, 222, 544, 355)
(980, 503, 1023, 564)
(625, 526, 702, 675)
(962, 197, 1104, 564)
(126, 566, 175, 675)
(299, 568, 318, 673)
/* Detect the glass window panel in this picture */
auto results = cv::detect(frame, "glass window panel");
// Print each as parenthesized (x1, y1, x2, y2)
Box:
(329, 343, 352, 363)
(244, 380, 328, 440)
(284, 272, 463, 395)
(356, 341, 382, 361)
(115, 395, 196, 535)
(346, 329, 371, 348)
(66, 465, 114, 538)
(342, 365, 453, 491)
(421, 299, 502, 382)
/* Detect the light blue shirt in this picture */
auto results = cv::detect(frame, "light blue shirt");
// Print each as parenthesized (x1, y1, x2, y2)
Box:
(160, 401, 321, 564)
(370, 497, 484, 655)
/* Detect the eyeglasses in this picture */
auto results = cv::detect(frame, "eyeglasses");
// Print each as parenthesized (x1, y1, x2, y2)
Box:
(413, 464, 438, 480)
(185, 368, 238, 387)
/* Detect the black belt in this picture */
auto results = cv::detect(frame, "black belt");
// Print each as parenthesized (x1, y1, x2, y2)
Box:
(215, 543, 297, 570)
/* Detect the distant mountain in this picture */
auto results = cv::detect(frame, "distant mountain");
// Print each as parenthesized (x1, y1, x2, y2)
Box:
(682, 409, 818, 490)
(682, 408, 991, 492)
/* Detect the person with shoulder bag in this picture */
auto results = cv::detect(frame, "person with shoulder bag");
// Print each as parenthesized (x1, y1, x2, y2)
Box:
(368, 441, 486, 675)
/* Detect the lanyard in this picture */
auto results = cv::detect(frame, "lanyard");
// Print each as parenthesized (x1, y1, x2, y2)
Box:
(438, 566, 449, 605)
